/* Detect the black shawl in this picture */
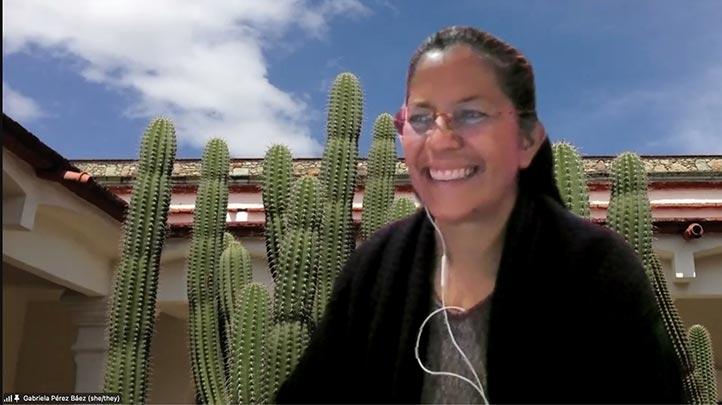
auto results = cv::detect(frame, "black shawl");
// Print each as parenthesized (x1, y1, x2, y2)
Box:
(275, 138, 685, 404)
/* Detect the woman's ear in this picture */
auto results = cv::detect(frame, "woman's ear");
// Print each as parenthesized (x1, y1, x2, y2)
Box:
(519, 121, 547, 169)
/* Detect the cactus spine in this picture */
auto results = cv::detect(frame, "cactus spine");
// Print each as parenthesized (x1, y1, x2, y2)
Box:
(187, 139, 231, 404)
(274, 176, 321, 323)
(361, 113, 397, 239)
(103, 118, 176, 404)
(230, 282, 272, 405)
(606, 152, 702, 404)
(263, 145, 293, 283)
(688, 325, 718, 404)
(315, 72, 363, 322)
(388, 197, 417, 223)
(268, 321, 310, 397)
(219, 237, 252, 327)
(552, 141, 591, 217)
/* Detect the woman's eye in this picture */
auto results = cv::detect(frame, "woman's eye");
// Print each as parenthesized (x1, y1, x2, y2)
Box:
(456, 110, 487, 124)
(409, 114, 433, 125)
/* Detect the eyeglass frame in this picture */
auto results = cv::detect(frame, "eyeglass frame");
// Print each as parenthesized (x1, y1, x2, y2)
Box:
(393, 104, 536, 138)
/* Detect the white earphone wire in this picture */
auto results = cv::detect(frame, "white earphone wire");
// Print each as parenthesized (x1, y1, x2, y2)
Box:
(413, 208, 489, 405)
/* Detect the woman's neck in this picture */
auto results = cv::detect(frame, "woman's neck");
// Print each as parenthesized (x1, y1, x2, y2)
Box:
(433, 188, 518, 308)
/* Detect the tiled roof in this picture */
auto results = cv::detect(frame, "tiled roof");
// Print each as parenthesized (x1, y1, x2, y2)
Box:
(73, 156, 722, 184)
(2, 114, 127, 222)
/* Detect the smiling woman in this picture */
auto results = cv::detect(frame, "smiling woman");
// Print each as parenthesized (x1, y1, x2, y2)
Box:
(275, 26, 688, 404)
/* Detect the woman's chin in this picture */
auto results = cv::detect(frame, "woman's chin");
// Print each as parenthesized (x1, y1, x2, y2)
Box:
(425, 203, 480, 224)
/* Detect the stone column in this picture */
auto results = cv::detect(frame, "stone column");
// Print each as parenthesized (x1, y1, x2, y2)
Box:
(63, 296, 109, 393)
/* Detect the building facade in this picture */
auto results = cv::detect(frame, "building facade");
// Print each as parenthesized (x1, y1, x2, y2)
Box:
(3, 113, 721, 403)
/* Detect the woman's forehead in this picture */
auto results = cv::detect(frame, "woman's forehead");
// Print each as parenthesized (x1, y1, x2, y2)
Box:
(408, 47, 504, 106)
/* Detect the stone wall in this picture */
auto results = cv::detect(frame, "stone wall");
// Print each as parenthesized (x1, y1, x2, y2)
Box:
(73, 157, 722, 184)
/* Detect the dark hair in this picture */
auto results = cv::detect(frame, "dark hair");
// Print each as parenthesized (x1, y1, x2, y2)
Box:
(406, 26, 564, 206)
(406, 26, 538, 135)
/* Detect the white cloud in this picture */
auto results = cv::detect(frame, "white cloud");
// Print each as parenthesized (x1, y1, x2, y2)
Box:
(2, 0, 370, 157)
(2, 81, 44, 122)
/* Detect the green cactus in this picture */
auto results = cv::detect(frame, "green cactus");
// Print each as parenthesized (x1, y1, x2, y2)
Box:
(361, 113, 397, 240)
(268, 322, 311, 399)
(606, 193, 655, 269)
(103, 117, 176, 404)
(688, 325, 718, 404)
(219, 239, 252, 327)
(274, 176, 321, 323)
(610, 152, 649, 199)
(606, 152, 702, 404)
(263, 145, 293, 284)
(230, 282, 272, 405)
(187, 138, 231, 405)
(387, 197, 417, 223)
(315, 73, 363, 323)
(552, 141, 591, 217)
(222, 231, 235, 251)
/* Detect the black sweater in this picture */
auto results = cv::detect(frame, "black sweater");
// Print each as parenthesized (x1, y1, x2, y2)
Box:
(275, 187, 685, 404)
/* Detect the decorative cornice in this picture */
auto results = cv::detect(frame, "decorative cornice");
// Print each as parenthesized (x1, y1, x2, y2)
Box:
(73, 156, 722, 185)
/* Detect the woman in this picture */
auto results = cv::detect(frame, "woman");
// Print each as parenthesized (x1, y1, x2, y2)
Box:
(275, 26, 685, 404)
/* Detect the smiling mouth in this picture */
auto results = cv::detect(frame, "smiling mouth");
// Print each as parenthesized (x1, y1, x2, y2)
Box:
(427, 166, 479, 181)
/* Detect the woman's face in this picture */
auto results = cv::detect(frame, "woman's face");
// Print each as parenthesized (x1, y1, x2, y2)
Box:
(400, 45, 541, 224)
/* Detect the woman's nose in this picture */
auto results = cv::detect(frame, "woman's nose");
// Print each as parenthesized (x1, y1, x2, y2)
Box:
(426, 121, 461, 151)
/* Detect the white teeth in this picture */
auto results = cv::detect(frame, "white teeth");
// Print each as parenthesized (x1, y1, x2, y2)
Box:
(429, 167, 476, 181)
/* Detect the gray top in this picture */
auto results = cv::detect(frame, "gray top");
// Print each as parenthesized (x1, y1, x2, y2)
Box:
(420, 292, 492, 404)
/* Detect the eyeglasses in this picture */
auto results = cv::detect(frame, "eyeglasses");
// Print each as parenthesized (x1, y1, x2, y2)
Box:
(394, 105, 532, 138)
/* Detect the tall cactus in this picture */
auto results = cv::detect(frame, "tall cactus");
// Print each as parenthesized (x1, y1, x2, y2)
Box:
(219, 237, 253, 327)
(268, 321, 311, 399)
(103, 118, 176, 404)
(274, 176, 321, 323)
(230, 282, 272, 405)
(361, 113, 397, 240)
(688, 325, 718, 404)
(388, 197, 418, 223)
(187, 139, 231, 405)
(606, 152, 702, 404)
(552, 141, 591, 217)
(314, 72, 363, 322)
(263, 145, 293, 283)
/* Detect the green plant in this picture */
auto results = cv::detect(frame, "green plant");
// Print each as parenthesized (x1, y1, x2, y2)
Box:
(273, 176, 321, 323)
(112, 73, 416, 404)
(219, 236, 252, 328)
(262, 145, 293, 284)
(606, 152, 702, 404)
(314, 72, 363, 323)
(387, 197, 417, 223)
(103, 117, 177, 404)
(552, 141, 591, 217)
(361, 113, 397, 240)
(688, 325, 718, 404)
(187, 139, 231, 405)
(230, 282, 272, 404)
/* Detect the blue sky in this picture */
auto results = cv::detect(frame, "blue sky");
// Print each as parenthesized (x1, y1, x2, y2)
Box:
(3, 0, 722, 159)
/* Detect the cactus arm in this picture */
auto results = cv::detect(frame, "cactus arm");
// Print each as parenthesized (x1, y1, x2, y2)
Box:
(688, 325, 718, 404)
(230, 282, 272, 404)
(315, 73, 363, 322)
(607, 152, 702, 404)
(551, 141, 591, 217)
(262, 144, 293, 284)
(103, 118, 176, 404)
(187, 139, 231, 404)
(387, 197, 417, 223)
(274, 176, 321, 323)
(361, 113, 397, 240)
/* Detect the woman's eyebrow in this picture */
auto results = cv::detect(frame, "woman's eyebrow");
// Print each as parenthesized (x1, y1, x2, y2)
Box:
(456, 95, 487, 104)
